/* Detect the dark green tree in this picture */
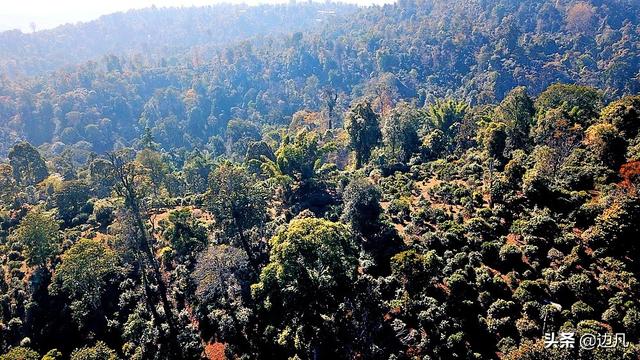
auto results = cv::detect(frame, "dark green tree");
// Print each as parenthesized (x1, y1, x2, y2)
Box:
(206, 161, 268, 272)
(9, 209, 59, 268)
(345, 101, 381, 168)
(251, 218, 358, 359)
(8, 142, 48, 186)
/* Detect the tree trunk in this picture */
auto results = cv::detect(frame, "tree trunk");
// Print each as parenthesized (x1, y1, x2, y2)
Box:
(127, 190, 182, 358)
(234, 217, 260, 274)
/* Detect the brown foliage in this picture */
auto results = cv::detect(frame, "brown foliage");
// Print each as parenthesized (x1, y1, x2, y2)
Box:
(620, 161, 640, 193)
(566, 2, 596, 33)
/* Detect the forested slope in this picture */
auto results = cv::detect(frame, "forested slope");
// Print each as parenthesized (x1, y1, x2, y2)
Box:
(1, 0, 640, 359)
(0, 2, 358, 78)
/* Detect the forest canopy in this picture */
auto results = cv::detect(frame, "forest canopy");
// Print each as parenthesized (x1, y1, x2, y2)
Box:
(1, 0, 640, 359)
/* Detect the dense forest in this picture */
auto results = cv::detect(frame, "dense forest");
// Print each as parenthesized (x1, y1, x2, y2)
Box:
(0, 2, 358, 78)
(1, 0, 640, 359)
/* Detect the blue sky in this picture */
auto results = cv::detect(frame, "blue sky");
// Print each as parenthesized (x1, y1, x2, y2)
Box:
(0, 0, 392, 32)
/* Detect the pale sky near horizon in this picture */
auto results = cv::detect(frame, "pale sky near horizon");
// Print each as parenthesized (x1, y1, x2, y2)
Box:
(0, 0, 392, 32)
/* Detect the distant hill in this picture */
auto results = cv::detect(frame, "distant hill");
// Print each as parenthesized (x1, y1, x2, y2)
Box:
(0, 3, 358, 77)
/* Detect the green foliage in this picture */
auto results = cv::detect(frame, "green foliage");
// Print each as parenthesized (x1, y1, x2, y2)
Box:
(9, 209, 59, 267)
(426, 98, 469, 134)
(251, 218, 358, 357)
(269, 132, 325, 182)
(390, 249, 441, 293)
(584, 123, 627, 169)
(0, 347, 39, 360)
(535, 84, 603, 127)
(253, 218, 358, 308)
(600, 96, 640, 139)
(207, 160, 267, 269)
(8, 142, 48, 186)
(162, 209, 207, 257)
(182, 151, 215, 194)
(42, 349, 63, 360)
(1, 1, 640, 358)
(341, 176, 382, 233)
(70, 342, 118, 360)
(92, 199, 116, 228)
(422, 129, 448, 159)
(494, 87, 535, 152)
(52, 181, 91, 225)
(345, 101, 381, 168)
(53, 239, 119, 322)
(381, 103, 421, 163)
(480, 121, 508, 161)
(0, 163, 17, 205)
(135, 149, 170, 196)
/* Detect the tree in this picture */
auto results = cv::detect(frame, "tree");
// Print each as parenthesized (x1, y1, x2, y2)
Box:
(10, 209, 59, 268)
(341, 176, 403, 273)
(53, 239, 119, 323)
(0, 163, 17, 205)
(182, 150, 215, 194)
(251, 218, 358, 358)
(107, 149, 181, 358)
(8, 142, 48, 186)
(0, 347, 40, 360)
(261, 131, 333, 209)
(422, 129, 447, 160)
(535, 84, 602, 127)
(136, 148, 170, 197)
(269, 132, 325, 182)
(321, 87, 339, 129)
(139, 127, 159, 150)
(345, 101, 381, 168)
(584, 123, 627, 169)
(426, 98, 469, 134)
(192, 245, 253, 345)
(381, 103, 421, 162)
(599, 95, 640, 139)
(89, 157, 116, 198)
(162, 209, 207, 258)
(206, 161, 268, 272)
(566, 2, 595, 33)
(70, 342, 117, 360)
(481, 122, 508, 163)
(193, 244, 251, 305)
(532, 108, 583, 165)
(479, 122, 507, 206)
(341, 177, 383, 233)
(494, 87, 535, 152)
(52, 181, 91, 225)
(390, 249, 441, 295)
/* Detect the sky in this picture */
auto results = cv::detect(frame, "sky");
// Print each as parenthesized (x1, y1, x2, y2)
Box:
(0, 0, 392, 32)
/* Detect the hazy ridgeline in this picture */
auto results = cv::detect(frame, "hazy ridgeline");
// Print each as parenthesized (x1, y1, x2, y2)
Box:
(0, 1, 640, 359)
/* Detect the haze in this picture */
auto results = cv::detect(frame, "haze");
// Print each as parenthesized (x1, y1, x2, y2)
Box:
(0, 0, 391, 32)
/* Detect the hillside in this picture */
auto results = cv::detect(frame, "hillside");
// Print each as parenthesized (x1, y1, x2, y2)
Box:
(1, 0, 640, 359)
(0, 2, 358, 77)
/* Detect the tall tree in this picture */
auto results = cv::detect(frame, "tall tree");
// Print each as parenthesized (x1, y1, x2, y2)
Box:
(52, 239, 119, 325)
(9, 209, 59, 269)
(345, 101, 381, 168)
(206, 161, 268, 272)
(321, 87, 338, 129)
(494, 87, 535, 153)
(0, 164, 16, 205)
(106, 150, 181, 358)
(8, 142, 48, 186)
(381, 102, 421, 163)
(251, 218, 358, 359)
